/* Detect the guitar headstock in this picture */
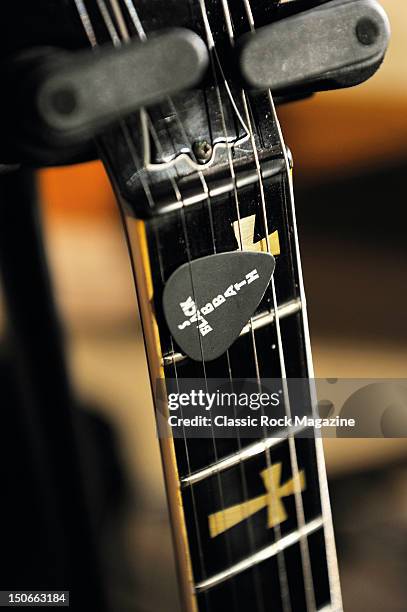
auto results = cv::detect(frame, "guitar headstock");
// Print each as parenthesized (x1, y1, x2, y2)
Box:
(89, 0, 286, 214)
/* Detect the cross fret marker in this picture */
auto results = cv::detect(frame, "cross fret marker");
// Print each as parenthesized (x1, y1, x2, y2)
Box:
(232, 214, 281, 255)
(208, 463, 306, 538)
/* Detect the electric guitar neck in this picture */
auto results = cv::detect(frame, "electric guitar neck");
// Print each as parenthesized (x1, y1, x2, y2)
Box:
(68, 1, 385, 610)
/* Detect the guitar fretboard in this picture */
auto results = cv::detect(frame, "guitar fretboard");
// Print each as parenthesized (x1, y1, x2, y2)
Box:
(118, 153, 339, 611)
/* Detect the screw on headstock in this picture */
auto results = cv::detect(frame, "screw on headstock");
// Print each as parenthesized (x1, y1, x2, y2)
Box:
(193, 139, 213, 163)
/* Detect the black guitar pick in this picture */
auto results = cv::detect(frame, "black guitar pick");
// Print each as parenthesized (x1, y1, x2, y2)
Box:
(162, 252, 275, 362)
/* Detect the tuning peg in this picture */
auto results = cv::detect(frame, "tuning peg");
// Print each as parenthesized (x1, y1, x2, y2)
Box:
(0, 29, 208, 165)
(238, 0, 390, 96)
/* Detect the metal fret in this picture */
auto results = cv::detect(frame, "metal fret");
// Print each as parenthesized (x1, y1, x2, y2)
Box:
(162, 297, 302, 366)
(154, 154, 284, 215)
(181, 425, 308, 487)
(194, 516, 324, 592)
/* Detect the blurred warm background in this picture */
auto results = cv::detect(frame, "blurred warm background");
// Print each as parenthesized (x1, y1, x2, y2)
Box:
(3, 1, 407, 610)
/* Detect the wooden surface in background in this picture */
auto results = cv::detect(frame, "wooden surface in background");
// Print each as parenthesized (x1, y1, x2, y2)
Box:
(39, 161, 115, 220)
(279, 96, 407, 181)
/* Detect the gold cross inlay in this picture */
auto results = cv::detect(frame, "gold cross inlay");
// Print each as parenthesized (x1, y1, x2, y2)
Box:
(232, 214, 280, 255)
(208, 463, 306, 538)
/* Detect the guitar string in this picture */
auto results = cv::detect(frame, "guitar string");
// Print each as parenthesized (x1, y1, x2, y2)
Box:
(72, 0, 316, 608)
(222, 1, 315, 609)
(195, 1, 270, 610)
(71, 0, 211, 604)
(241, 86, 311, 612)
(209, 1, 315, 609)
(105, 1, 241, 608)
(73, 0, 156, 214)
(91, 3, 236, 609)
(113, 0, 217, 593)
(124, 2, 277, 608)
(215, 2, 292, 611)
(105, 0, 215, 599)
(242, 2, 318, 610)
(129, 1, 298, 608)
(265, 91, 343, 610)
(178, 63, 260, 610)
(254, 2, 342, 601)
(218, 4, 293, 611)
